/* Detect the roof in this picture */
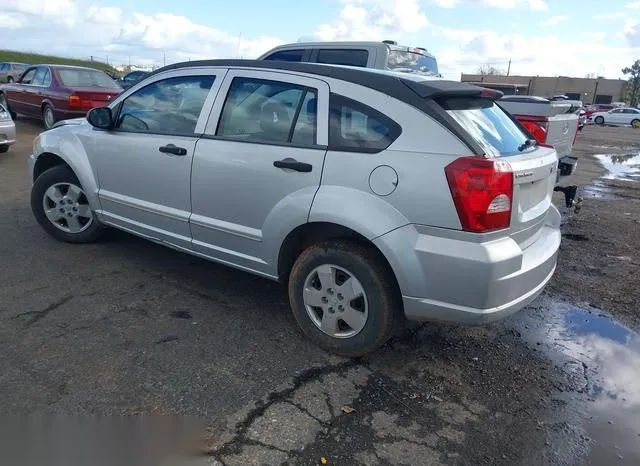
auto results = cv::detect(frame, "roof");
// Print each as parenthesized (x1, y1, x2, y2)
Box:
(262, 41, 436, 57)
(148, 59, 493, 101)
(30, 64, 104, 71)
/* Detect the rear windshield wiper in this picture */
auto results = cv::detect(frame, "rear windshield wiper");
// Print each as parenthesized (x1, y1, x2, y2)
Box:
(518, 138, 537, 152)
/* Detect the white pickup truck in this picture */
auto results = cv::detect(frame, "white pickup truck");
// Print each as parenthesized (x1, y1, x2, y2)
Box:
(497, 95, 582, 208)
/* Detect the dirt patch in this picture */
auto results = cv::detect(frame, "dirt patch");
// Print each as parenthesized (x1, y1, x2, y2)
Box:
(548, 125, 640, 329)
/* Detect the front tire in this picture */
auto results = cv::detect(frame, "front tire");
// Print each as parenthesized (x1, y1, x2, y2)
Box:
(0, 145, 8, 153)
(31, 165, 103, 243)
(7, 76, 13, 83)
(594, 116, 604, 125)
(42, 104, 56, 129)
(288, 240, 402, 357)
(632, 119, 640, 129)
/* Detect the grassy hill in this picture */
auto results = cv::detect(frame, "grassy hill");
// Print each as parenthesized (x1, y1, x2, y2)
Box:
(0, 50, 115, 73)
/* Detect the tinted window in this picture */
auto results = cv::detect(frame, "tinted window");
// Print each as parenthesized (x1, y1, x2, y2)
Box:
(263, 50, 305, 62)
(0, 64, 7, 72)
(32, 68, 48, 86)
(328, 94, 401, 153)
(386, 50, 439, 75)
(316, 49, 368, 67)
(116, 75, 215, 135)
(217, 77, 317, 145)
(441, 97, 529, 157)
(20, 68, 37, 84)
(57, 68, 121, 89)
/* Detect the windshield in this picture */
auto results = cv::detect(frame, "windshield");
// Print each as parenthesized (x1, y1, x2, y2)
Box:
(386, 50, 439, 75)
(57, 69, 121, 89)
(439, 97, 531, 157)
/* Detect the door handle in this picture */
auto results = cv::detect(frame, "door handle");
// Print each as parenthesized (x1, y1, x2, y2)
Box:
(273, 158, 312, 173)
(159, 144, 187, 156)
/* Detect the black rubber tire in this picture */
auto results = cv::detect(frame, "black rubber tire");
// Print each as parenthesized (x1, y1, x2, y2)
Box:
(631, 119, 640, 129)
(0, 145, 8, 153)
(42, 104, 56, 130)
(31, 165, 103, 243)
(7, 77, 13, 83)
(594, 116, 604, 125)
(288, 240, 402, 357)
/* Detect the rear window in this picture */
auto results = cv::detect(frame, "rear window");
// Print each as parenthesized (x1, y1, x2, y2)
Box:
(386, 50, 439, 75)
(56, 69, 121, 89)
(264, 49, 305, 62)
(439, 97, 530, 157)
(316, 49, 369, 67)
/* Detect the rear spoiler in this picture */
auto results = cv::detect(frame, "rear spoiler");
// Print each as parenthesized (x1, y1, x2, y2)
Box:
(402, 80, 504, 100)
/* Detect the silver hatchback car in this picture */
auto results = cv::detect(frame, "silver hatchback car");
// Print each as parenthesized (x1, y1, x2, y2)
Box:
(28, 60, 561, 356)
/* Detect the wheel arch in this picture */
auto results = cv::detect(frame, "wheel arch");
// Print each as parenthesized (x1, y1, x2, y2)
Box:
(277, 221, 402, 301)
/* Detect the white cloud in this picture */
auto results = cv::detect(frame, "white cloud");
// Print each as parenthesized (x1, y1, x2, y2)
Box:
(433, 0, 548, 9)
(626, 1, 640, 8)
(431, 26, 637, 80)
(593, 12, 626, 19)
(308, 0, 429, 41)
(583, 31, 608, 41)
(538, 15, 568, 27)
(432, 0, 458, 7)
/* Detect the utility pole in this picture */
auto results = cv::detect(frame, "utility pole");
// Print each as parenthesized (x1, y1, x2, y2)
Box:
(507, 58, 512, 76)
(163, 53, 166, 67)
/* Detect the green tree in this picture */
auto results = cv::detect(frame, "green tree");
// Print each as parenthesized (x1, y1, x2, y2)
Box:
(622, 59, 640, 107)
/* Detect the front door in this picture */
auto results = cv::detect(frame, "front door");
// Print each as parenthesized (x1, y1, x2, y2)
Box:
(190, 70, 329, 276)
(86, 69, 226, 250)
(6, 67, 37, 115)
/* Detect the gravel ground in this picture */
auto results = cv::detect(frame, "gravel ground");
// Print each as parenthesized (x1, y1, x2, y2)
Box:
(0, 119, 638, 466)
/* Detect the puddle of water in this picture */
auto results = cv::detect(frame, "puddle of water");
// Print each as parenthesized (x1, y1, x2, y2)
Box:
(595, 153, 640, 182)
(517, 300, 640, 465)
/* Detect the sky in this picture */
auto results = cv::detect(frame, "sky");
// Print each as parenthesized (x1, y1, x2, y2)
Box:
(0, 0, 639, 80)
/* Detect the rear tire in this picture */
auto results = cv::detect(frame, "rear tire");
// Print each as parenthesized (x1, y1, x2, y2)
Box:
(7, 76, 13, 83)
(288, 240, 402, 357)
(594, 116, 604, 125)
(42, 104, 56, 130)
(31, 165, 103, 243)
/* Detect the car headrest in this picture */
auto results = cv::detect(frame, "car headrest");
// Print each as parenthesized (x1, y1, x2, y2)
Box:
(260, 102, 292, 137)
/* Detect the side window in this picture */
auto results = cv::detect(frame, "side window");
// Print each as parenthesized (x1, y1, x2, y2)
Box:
(263, 50, 305, 62)
(116, 75, 215, 135)
(32, 68, 47, 86)
(0, 64, 7, 72)
(328, 94, 401, 153)
(216, 77, 318, 145)
(20, 68, 37, 84)
(316, 49, 369, 67)
(42, 68, 52, 87)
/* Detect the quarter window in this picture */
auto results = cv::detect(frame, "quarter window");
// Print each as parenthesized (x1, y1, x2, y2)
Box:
(116, 75, 215, 135)
(263, 50, 305, 62)
(316, 49, 369, 67)
(328, 94, 401, 153)
(216, 77, 318, 145)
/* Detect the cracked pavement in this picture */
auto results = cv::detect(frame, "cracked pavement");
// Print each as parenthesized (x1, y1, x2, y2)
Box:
(2, 120, 639, 465)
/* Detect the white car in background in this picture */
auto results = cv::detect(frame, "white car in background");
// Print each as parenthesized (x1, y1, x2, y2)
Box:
(589, 107, 640, 128)
(0, 103, 16, 153)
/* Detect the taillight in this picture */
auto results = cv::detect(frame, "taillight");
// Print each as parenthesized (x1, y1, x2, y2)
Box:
(516, 116, 548, 145)
(445, 156, 513, 233)
(68, 94, 93, 110)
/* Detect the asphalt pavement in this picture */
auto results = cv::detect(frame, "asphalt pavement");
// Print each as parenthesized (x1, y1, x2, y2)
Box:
(1, 119, 638, 466)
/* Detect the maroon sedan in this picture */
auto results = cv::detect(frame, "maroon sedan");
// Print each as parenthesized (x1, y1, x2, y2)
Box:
(0, 64, 123, 129)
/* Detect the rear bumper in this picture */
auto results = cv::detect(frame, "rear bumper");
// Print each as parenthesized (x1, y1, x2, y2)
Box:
(374, 206, 561, 325)
(0, 120, 16, 147)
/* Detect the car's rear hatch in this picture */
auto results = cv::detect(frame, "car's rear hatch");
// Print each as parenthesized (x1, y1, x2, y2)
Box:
(433, 91, 558, 248)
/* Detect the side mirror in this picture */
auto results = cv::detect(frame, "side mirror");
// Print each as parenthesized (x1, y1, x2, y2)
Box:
(87, 107, 113, 129)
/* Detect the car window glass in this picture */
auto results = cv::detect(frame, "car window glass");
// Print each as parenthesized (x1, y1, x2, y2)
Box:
(316, 49, 369, 67)
(216, 77, 316, 145)
(0, 64, 7, 72)
(57, 69, 121, 89)
(20, 68, 37, 84)
(116, 75, 215, 135)
(329, 94, 401, 152)
(264, 50, 305, 62)
(42, 68, 52, 87)
(291, 91, 318, 145)
(32, 68, 47, 86)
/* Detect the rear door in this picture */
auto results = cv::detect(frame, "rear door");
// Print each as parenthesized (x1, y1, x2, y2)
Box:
(190, 69, 329, 275)
(441, 95, 558, 248)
